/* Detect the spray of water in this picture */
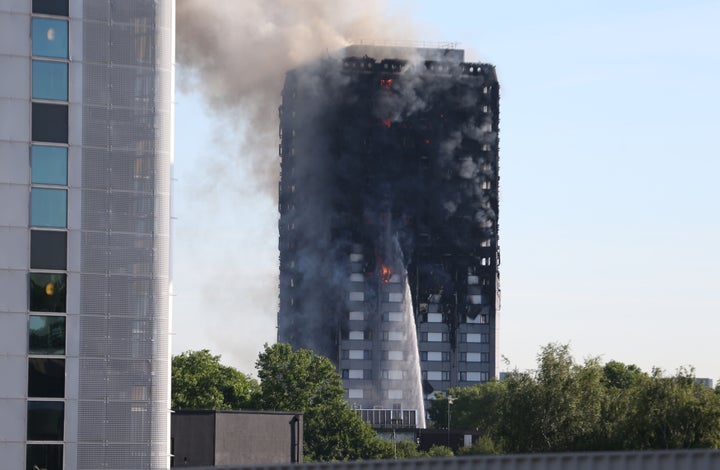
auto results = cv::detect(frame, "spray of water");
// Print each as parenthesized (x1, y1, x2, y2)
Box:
(401, 274, 426, 428)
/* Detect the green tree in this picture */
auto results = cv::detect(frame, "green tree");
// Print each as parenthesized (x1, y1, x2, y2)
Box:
(255, 343, 388, 461)
(171, 349, 259, 410)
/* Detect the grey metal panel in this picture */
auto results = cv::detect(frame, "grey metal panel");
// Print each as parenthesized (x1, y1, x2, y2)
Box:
(0, 142, 29, 184)
(0, 10, 29, 56)
(0, 98, 30, 142)
(0, 55, 29, 99)
(77, 0, 173, 468)
(0, 443, 24, 470)
(0, 270, 26, 313)
(0, 227, 28, 269)
(181, 449, 720, 470)
(0, 356, 27, 398)
(0, 313, 26, 356)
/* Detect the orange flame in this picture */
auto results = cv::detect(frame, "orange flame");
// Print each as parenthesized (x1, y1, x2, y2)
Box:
(379, 79, 393, 90)
(380, 265, 392, 283)
(382, 118, 392, 128)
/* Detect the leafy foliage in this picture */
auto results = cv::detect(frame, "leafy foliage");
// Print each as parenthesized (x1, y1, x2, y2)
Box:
(171, 349, 259, 410)
(255, 343, 389, 461)
(429, 343, 720, 453)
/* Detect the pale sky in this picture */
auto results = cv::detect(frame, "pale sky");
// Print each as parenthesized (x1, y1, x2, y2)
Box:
(172, 0, 720, 381)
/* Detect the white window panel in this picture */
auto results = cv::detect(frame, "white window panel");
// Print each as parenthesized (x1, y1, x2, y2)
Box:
(348, 389, 363, 398)
(387, 350, 403, 361)
(349, 369, 363, 379)
(349, 273, 364, 282)
(387, 312, 402, 322)
(427, 371, 443, 381)
(384, 370, 404, 380)
(427, 332, 443, 342)
(349, 291, 364, 301)
(349, 311, 364, 320)
(350, 253, 363, 262)
(386, 331, 404, 341)
(388, 389, 403, 400)
(349, 331, 364, 340)
(428, 351, 442, 361)
(469, 294, 482, 304)
(465, 333, 482, 343)
(468, 275, 479, 285)
(466, 372, 482, 381)
(466, 352, 482, 362)
(388, 292, 403, 302)
(349, 350, 364, 360)
(427, 313, 443, 323)
(466, 315, 482, 324)
(389, 274, 401, 283)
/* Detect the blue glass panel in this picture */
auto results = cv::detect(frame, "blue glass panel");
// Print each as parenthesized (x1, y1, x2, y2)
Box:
(32, 18, 68, 59)
(32, 60, 68, 101)
(31, 146, 67, 185)
(30, 188, 67, 228)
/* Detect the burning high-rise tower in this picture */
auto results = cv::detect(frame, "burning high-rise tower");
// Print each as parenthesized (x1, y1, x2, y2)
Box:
(278, 45, 499, 426)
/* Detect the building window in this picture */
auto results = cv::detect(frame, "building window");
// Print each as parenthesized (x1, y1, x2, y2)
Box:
(385, 312, 402, 322)
(387, 390, 403, 400)
(29, 273, 66, 312)
(26, 444, 63, 470)
(349, 291, 364, 301)
(33, 0, 69, 16)
(381, 369, 407, 380)
(31, 146, 68, 185)
(31, 18, 68, 59)
(30, 188, 67, 228)
(348, 330, 364, 340)
(32, 103, 68, 143)
(27, 401, 64, 440)
(348, 369, 364, 379)
(468, 294, 482, 305)
(348, 311, 364, 321)
(345, 349, 370, 360)
(28, 315, 65, 355)
(424, 332, 447, 342)
(462, 333, 483, 343)
(423, 351, 450, 362)
(382, 331, 404, 341)
(348, 389, 363, 399)
(30, 231, 67, 270)
(426, 370, 450, 381)
(427, 312, 443, 323)
(32, 60, 68, 101)
(28, 358, 65, 397)
(385, 350, 403, 361)
(388, 292, 403, 302)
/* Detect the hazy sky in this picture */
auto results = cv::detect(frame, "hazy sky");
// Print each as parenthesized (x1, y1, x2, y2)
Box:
(172, 0, 720, 380)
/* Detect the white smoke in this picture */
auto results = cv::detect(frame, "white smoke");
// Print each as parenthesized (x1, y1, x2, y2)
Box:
(176, 0, 416, 196)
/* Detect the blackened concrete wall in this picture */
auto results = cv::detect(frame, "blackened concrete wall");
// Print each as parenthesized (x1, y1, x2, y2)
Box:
(172, 410, 303, 467)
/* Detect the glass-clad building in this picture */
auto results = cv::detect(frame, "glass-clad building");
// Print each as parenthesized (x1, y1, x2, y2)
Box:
(0, 1, 174, 468)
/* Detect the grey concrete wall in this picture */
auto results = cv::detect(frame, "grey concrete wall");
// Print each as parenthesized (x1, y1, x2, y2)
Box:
(215, 412, 302, 466)
(172, 412, 216, 467)
(179, 448, 720, 470)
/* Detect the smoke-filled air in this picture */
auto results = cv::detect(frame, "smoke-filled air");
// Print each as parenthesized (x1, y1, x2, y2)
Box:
(176, 0, 415, 196)
(174, 0, 418, 371)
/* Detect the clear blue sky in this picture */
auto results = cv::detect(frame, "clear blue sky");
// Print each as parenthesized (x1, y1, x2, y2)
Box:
(172, 0, 720, 380)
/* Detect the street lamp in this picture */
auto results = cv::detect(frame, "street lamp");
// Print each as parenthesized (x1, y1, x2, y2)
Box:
(446, 395, 455, 448)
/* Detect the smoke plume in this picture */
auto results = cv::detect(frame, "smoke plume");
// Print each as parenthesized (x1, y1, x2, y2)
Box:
(176, 0, 415, 196)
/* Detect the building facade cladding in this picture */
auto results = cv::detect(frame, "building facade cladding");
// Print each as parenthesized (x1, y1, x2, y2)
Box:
(277, 46, 500, 413)
(0, 1, 173, 469)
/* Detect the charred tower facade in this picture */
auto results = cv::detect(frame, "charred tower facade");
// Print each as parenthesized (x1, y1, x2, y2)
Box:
(278, 46, 499, 421)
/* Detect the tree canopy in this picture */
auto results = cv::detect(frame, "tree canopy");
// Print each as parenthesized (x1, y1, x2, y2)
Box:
(171, 349, 259, 410)
(428, 343, 720, 453)
(255, 343, 389, 461)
